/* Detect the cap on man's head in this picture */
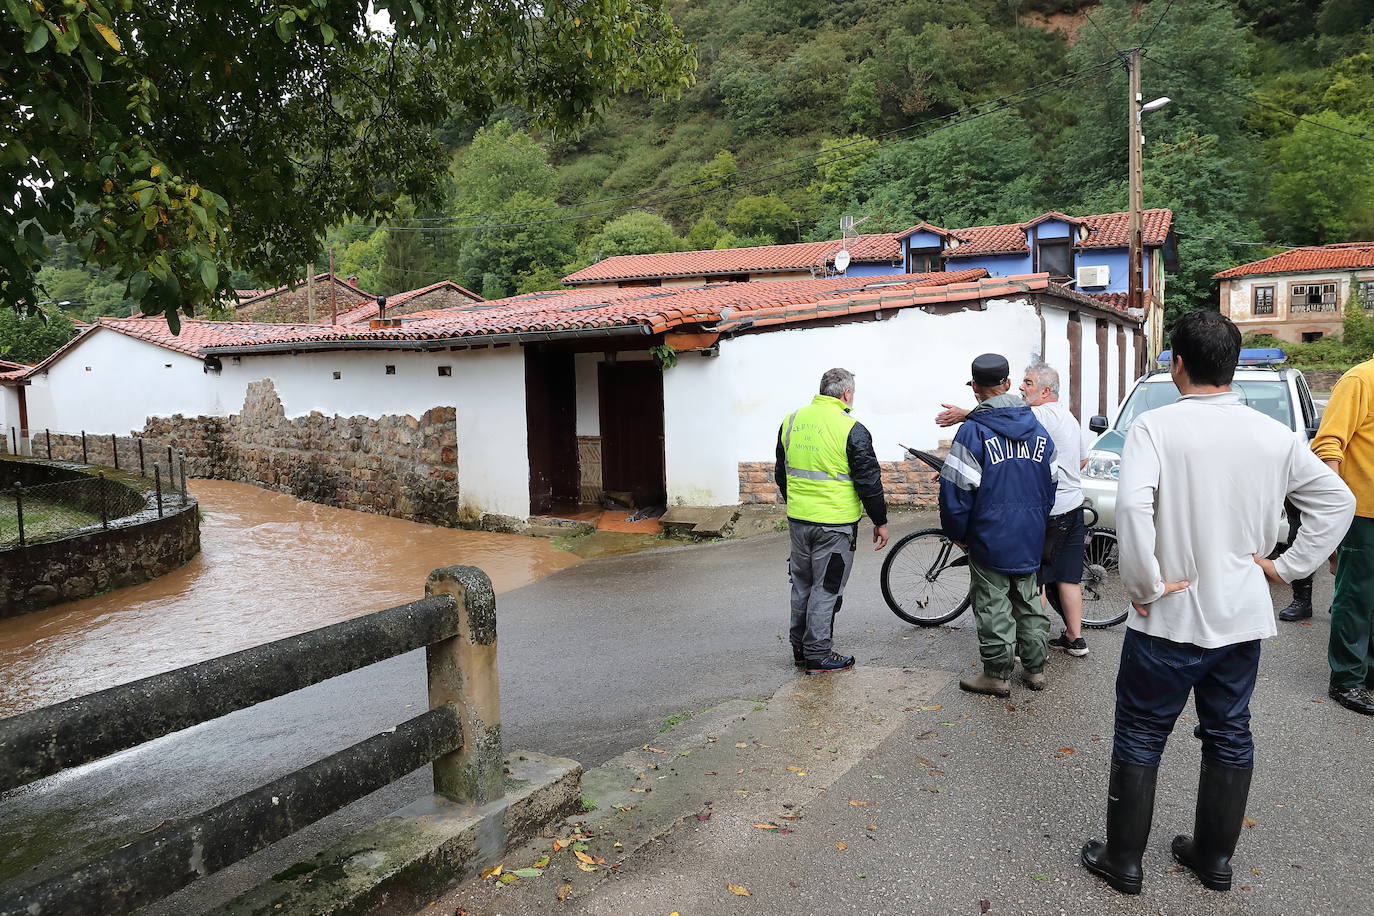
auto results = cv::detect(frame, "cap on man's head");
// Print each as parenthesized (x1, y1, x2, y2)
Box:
(968, 353, 1010, 387)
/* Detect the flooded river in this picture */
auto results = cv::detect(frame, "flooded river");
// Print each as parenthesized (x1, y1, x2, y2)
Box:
(0, 480, 580, 717)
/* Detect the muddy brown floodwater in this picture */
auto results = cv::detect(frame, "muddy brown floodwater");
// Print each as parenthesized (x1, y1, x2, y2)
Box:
(0, 479, 580, 718)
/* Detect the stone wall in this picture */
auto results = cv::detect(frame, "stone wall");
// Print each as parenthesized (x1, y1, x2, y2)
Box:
(739, 457, 943, 508)
(1, 457, 201, 617)
(390, 286, 481, 317)
(237, 281, 372, 323)
(138, 379, 460, 526)
(1302, 368, 1346, 393)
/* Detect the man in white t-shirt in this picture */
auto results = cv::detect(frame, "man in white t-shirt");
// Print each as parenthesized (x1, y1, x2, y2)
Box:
(937, 361, 1091, 654)
(1081, 311, 1353, 896)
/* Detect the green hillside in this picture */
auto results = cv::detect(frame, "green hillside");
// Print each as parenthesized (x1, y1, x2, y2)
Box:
(22, 0, 1374, 347)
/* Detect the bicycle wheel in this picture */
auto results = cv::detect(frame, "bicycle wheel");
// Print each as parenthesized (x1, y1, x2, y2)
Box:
(880, 528, 972, 626)
(1080, 526, 1129, 629)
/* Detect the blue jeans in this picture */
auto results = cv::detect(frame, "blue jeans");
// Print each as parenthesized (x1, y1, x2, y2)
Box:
(1113, 628, 1260, 768)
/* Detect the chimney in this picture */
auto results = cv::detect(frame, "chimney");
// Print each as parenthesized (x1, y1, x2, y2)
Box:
(347, 276, 359, 288)
(376, 295, 386, 320)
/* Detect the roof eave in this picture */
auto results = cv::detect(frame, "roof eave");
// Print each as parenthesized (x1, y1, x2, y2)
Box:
(201, 323, 654, 356)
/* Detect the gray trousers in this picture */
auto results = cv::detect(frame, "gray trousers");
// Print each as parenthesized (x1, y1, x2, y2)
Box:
(789, 522, 857, 663)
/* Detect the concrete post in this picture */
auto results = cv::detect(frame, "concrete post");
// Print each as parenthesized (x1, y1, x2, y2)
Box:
(424, 565, 502, 805)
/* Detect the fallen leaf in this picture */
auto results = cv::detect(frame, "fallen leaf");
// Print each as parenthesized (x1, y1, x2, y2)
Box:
(786, 765, 804, 772)
(920, 704, 943, 710)
(979, 900, 991, 913)
(727, 883, 751, 896)
(574, 851, 595, 865)
(1165, 865, 1184, 874)
(835, 841, 848, 850)
(918, 731, 937, 740)
(916, 756, 936, 768)
(753, 824, 779, 830)
(1057, 747, 1077, 755)
(848, 799, 873, 807)
(1031, 874, 1047, 881)
(696, 810, 713, 821)
(778, 813, 801, 820)
(576, 862, 598, 872)
(631, 787, 647, 792)
(735, 742, 749, 748)
(551, 840, 563, 852)
(480, 865, 503, 879)
(511, 868, 543, 878)
(867, 824, 878, 830)
(613, 842, 623, 849)
(644, 746, 666, 754)
(1243, 817, 1258, 828)
(557, 883, 573, 901)
(532, 856, 550, 868)
(1252, 867, 1262, 875)
(497, 873, 519, 885)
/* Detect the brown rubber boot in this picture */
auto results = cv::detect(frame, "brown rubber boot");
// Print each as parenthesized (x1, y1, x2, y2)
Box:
(1022, 670, 1047, 690)
(959, 673, 1011, 697)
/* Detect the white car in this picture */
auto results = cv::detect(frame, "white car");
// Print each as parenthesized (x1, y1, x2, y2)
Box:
(1081, 348, 1321, 531)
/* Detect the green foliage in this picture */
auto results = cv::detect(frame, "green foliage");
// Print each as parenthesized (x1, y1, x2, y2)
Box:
(2, 0, 695, 323)
(0, 308, 77, 364)
(1268, 110, 1374, 243)
(727, 194, 797, 243)
(586, 213, 684, 260)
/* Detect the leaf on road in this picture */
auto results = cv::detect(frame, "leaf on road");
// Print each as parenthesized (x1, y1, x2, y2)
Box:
(551, 840, 564, 852)
(557, 883, 573, 901)
(480, 865, 503, 879)
(753, 824, 778, 830)
(786, 765, 804, 772)
(697, 810, 713, 821)
(867, 824, 878, 830)
(497, 873, 519, 885)
(916, 756, 936, 768)
(920, 704, 943, 710)
(576, 862, 599, 872)
(511, 868, 543, 878)
(574, 851, 595, 865)
(1252, 867, 1262, 875)
(979, 900, 991, 913)
(532, 856, 550, 868)
(727, 883, 751, 896)
(644, 746, 666, 753)
(1057, 747, 1077, 755)
(835, 841, 847, 850)
(1243, 817, 1258, 828)
(848, 800, 872, 806)
(736, 742, 749, 748)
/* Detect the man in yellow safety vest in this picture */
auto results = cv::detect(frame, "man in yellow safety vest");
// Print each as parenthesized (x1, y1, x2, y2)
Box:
(775, 367, 889, 675)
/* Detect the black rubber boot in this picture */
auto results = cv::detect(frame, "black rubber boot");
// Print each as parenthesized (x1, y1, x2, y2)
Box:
(1277, 575, 1313, 621)
(1082, 758, 1158, 895)
(1171, 757, 1254, 891)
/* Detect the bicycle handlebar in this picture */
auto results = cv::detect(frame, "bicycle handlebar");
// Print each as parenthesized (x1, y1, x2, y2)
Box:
(902, 443, 1103, 529)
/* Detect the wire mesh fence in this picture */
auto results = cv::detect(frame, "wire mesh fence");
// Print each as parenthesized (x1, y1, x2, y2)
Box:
(1, 426, 192, 548)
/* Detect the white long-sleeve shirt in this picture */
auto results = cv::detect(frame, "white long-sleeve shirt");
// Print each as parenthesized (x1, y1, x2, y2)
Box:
(1118, 391, 1354, 648)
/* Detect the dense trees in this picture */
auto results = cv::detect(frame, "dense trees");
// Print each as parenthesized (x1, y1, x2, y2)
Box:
(7, 0, 1374, 359)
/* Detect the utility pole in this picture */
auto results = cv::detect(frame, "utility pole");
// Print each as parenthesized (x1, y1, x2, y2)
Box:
(1126, 48, 1154, 361)
(328, 248, 338, 326)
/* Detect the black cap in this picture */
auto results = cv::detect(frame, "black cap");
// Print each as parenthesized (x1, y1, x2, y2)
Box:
(968, 353, 1010, 387)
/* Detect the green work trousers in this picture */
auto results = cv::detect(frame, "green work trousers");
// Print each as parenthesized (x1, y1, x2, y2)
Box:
(969, 559, 1048, 680)
(1329, 515, 1374, 691)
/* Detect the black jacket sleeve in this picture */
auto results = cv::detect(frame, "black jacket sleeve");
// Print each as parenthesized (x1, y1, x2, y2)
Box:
(774, 422, 788, 501)
(846, 421, 888, 526)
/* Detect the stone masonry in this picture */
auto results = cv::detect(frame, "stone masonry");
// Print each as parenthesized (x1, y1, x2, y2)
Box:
(138, 379, 459, 526)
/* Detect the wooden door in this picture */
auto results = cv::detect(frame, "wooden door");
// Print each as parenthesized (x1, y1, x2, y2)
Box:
(525, 348, 579, 516)
(598, 361, 666, 508)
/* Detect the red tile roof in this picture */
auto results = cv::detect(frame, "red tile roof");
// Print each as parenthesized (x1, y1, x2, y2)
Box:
(561, 234, 902, 285)
(1213, 243, 1374, 279)
(944, 209, 1174, 258)
(329, 280, 484, 325)
(0, 358, 30, 384)
(894, 222, 951, 241)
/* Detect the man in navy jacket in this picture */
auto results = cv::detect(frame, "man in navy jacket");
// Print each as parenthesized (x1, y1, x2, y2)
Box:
(939, 353, 1057, 697)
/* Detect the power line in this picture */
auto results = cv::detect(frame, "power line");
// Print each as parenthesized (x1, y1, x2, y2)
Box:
(1142, 0, 1177, 49)
(1145, 51, 1374, 146)
(1178, 232, 1371, 251)
(371, 63, 1120, 235)
(362, 59, 1122, 229)
(1080, 7, 1119, 51)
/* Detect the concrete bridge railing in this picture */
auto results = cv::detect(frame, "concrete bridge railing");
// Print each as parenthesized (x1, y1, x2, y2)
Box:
(0, 566, 505, 916)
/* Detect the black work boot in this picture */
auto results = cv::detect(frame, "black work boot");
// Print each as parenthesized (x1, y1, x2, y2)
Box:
(1172, 757, 1254, 891)
(1082, 758, 1158, 895)
(1277, 575, 1313, 621)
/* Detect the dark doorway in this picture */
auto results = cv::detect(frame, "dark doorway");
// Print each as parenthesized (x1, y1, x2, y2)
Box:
(525, 347, 579, 516)
(598, 361, 667, 509)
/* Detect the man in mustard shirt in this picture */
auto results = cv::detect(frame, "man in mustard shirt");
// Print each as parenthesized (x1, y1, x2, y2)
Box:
(775, 368, 889, 675)
(1312, 358, 1374, 715)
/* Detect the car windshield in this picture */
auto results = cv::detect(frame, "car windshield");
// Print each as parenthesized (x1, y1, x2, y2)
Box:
(1114, 379, 1292, 431)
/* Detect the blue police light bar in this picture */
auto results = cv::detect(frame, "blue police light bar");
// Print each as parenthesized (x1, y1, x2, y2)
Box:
(1155, 347, 1286, 367)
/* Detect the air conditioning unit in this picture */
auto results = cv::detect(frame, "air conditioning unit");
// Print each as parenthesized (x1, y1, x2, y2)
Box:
(1076, 265, 1110, 288)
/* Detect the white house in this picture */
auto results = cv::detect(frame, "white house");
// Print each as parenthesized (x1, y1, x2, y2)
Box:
(14, 270, 1142, 527)
(1216, 242, 1374, 343)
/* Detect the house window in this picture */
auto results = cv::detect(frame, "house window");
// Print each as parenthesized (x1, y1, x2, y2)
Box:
(437, 365, 452, 377)
(906, 247, 943, 273)
(1253, 286, 1275, 315)
(1358, 279, 1374, 309)
(1303, 331, 1324, 343)
(1290, 282, 1338, 313)
(1036, 239, 1073, 280)
(385, 365, 396, 375)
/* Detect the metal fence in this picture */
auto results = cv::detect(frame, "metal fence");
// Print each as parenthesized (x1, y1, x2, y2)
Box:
(1, 428, 191, 548)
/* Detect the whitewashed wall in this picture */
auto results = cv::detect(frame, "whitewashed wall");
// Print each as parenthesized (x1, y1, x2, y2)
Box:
(23, 332, 531, 520)
(662, 298, 1045, 506)
(0, 386, 16, 444)
(23, 329, 228, 435)
(216, 348, 529, 520)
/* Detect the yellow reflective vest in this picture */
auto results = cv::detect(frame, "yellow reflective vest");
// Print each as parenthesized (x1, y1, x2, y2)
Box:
(781, 395, 863, 524)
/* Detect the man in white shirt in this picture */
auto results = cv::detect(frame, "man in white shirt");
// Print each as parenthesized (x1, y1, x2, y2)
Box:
(937, 360, 1091, 654)
(1081, 311, 1353, 896)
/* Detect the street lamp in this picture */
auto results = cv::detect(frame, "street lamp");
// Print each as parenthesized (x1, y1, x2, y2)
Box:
(1127, 48, 1172, 362)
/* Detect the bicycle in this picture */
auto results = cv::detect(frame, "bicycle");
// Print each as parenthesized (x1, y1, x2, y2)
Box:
(879, 447, 1130, 629)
